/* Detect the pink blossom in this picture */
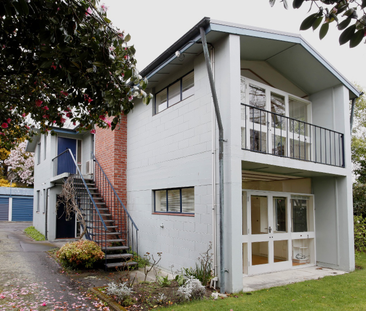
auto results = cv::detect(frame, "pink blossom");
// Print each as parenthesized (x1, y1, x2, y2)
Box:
(66, 112, 72, 118)
(57, 7, 60, 11)
(106, 121, 111, 128)
(35, 99, 43, 107)
(1, 123, 8, 129)
(53, 120, 57, 124)
(61, 118, 66, 124)
(100, 4, 108, 12)
(109, 46, 115, 52)
(60, 91, 68, 96)
(25, 125, 30, 129)
(43, 106, 49, 110)
(88, 97, 93, 103)
(41, 302, 47, 306)
(118, 32, 124, 39)
(42, 115, 49, 119)
(0, 294, 5, 299)
(99, 115, 106, 121)
(85, 7, 92, 16)
(51, 62, 57, 70)
(7, 118, 11, 123)
(22, 113, 26, 117)
(128, 95, 133, 101)
(90, 129, 96, 134)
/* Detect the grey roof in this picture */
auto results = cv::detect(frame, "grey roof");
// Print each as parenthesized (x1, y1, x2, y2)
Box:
(140, 17, 360, 99)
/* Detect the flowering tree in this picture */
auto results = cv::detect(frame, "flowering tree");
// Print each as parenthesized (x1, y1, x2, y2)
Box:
(270, 0, 366, 47)
(0, 0, 152, 147)
(4, 141, 34, 186)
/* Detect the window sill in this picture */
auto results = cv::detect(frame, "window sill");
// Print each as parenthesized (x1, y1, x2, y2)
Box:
(152, 212, 194, 217)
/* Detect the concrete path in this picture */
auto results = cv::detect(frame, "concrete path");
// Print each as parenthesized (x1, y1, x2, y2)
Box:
(243, 266, 347, 292)
(0, 221, 108, 310)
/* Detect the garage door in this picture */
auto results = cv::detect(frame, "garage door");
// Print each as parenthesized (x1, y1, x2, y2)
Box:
(0, 197, 9, 221)
(12, 197, 33, 221)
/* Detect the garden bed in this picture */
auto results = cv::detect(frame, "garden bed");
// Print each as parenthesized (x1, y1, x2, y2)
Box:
(98, 280, 215, 311)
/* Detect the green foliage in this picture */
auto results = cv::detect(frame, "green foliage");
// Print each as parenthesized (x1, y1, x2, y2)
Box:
(354, 215, 366, 252)
(1, 0, 152, 146)
(353, 183, 366, 218)
(157, 275, 171, 287)
(56, 239, 104, 269)
(175, 274, 186, 286)
(270, 0, 366, 47)
(182, 243, 213, 286)
(166, 253, 366, 311)
(24, 226, 45, 241)
(130, 250, 150, 269)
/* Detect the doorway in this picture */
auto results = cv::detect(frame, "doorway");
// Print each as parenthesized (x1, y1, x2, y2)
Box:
(56, 195, 76, 239)
(242, 191, 315, 275)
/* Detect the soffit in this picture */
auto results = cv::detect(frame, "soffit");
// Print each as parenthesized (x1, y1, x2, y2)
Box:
(241, 161, 340, 179)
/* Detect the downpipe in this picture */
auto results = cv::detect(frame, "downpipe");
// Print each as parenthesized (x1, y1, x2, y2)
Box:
(200, 27, 225, 293)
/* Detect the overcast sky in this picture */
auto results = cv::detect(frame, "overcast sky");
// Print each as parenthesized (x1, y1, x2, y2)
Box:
(103, 0, 366, 90)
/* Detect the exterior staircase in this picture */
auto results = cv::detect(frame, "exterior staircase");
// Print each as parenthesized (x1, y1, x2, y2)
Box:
(72, 177, 138, 270)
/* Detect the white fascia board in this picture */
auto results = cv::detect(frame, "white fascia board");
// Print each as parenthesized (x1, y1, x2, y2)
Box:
(210, 21, 360, 98)
(145, 32, 205, 81)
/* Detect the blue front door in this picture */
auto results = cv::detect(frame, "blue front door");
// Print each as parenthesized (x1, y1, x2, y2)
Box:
(57, 137, 77, 175)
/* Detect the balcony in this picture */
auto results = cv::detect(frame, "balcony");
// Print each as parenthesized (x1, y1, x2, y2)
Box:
(241, 104, 344, 167)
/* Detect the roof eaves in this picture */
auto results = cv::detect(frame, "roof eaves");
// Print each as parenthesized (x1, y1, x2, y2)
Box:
(140, 17, 211, 79)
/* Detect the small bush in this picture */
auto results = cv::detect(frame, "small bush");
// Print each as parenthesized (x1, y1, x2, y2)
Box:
(182, 242, 213, 286)
(106, 282, 133, 306)
(354, 215, 366, 252)
(177, 277, 206, 301)
(56, 239, 104, 269)
(24, 226, 45, 241)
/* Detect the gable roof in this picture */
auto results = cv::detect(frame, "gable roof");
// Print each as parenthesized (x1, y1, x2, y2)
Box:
(141, 17, 360, 99)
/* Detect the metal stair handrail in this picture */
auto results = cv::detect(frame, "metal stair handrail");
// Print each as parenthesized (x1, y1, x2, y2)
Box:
(52, 149, 108, 232)
(92, 153, 139, 254)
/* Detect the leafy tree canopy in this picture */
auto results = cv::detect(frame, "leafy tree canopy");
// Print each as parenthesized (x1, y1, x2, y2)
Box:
(1, 0, 152, 148)
(270, 0, 366, 47)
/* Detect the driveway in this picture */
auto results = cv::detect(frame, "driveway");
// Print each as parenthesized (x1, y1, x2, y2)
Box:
(0, 221, 113, 310)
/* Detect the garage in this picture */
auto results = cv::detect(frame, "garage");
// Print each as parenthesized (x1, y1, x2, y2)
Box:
(0, 188, 33, 222)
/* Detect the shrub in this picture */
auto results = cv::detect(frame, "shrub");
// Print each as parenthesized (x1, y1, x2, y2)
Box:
(177, 277, 206, 301)
(56, 239, 104, 269)
(354, 215, 366, 252)
(106, 282, 133, 306)
(182, 242, 213, 286)
(24, 226, 45, 241)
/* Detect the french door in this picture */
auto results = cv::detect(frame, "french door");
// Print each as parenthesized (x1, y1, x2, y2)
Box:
(242, 191, 315, 275)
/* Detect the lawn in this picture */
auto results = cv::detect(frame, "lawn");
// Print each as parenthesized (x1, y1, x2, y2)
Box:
(163, 252, 366, 311)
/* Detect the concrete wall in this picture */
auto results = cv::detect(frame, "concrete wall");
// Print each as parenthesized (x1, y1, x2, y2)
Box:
(311, 85, 354, 271)
(32, 131, 93, 240)
(127, 51, 214, 273)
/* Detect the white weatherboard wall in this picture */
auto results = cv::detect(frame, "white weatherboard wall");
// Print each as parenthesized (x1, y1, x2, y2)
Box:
(127, 53, 215, 271)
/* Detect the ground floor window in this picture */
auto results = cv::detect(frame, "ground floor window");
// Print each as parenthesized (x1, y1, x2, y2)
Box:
(154, 187, 194, 215)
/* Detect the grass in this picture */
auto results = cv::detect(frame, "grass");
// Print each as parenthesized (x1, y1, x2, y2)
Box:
(163, 252, 366, 311)
(24, 226, 46, 241)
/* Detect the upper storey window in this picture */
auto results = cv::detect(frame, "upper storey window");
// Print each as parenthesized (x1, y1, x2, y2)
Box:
(155, 71, 194, 114)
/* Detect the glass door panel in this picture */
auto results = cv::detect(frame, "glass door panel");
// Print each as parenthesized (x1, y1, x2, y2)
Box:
(291, 196, 314, 232)
(252, 241, 269, 265)
(273, 197, 287, 233)
(274, 240, 288, 263)
(251, 196, 268, 234)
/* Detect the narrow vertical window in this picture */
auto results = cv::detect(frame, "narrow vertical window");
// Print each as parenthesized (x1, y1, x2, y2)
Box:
(36, 190, 40, 212)
(44, 136, 47, 160)
(37, 143, 41, 165)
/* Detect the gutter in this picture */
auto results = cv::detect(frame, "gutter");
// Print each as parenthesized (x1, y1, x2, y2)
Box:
(350, 92, 364, 133)
(200, 27, 225, 294)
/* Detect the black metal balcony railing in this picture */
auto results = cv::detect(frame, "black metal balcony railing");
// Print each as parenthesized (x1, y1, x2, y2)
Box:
(241, 104, 345, 167)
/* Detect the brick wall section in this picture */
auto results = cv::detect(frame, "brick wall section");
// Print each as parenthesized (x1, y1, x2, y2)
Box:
(95, 116, 127, 237)
(95, 115, 127, 206)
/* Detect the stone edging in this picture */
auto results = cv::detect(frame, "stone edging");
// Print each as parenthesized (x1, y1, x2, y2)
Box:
(89, 287, 127, 311)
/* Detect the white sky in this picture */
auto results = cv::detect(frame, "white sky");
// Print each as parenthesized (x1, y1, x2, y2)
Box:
(103, 0, 366, 91)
